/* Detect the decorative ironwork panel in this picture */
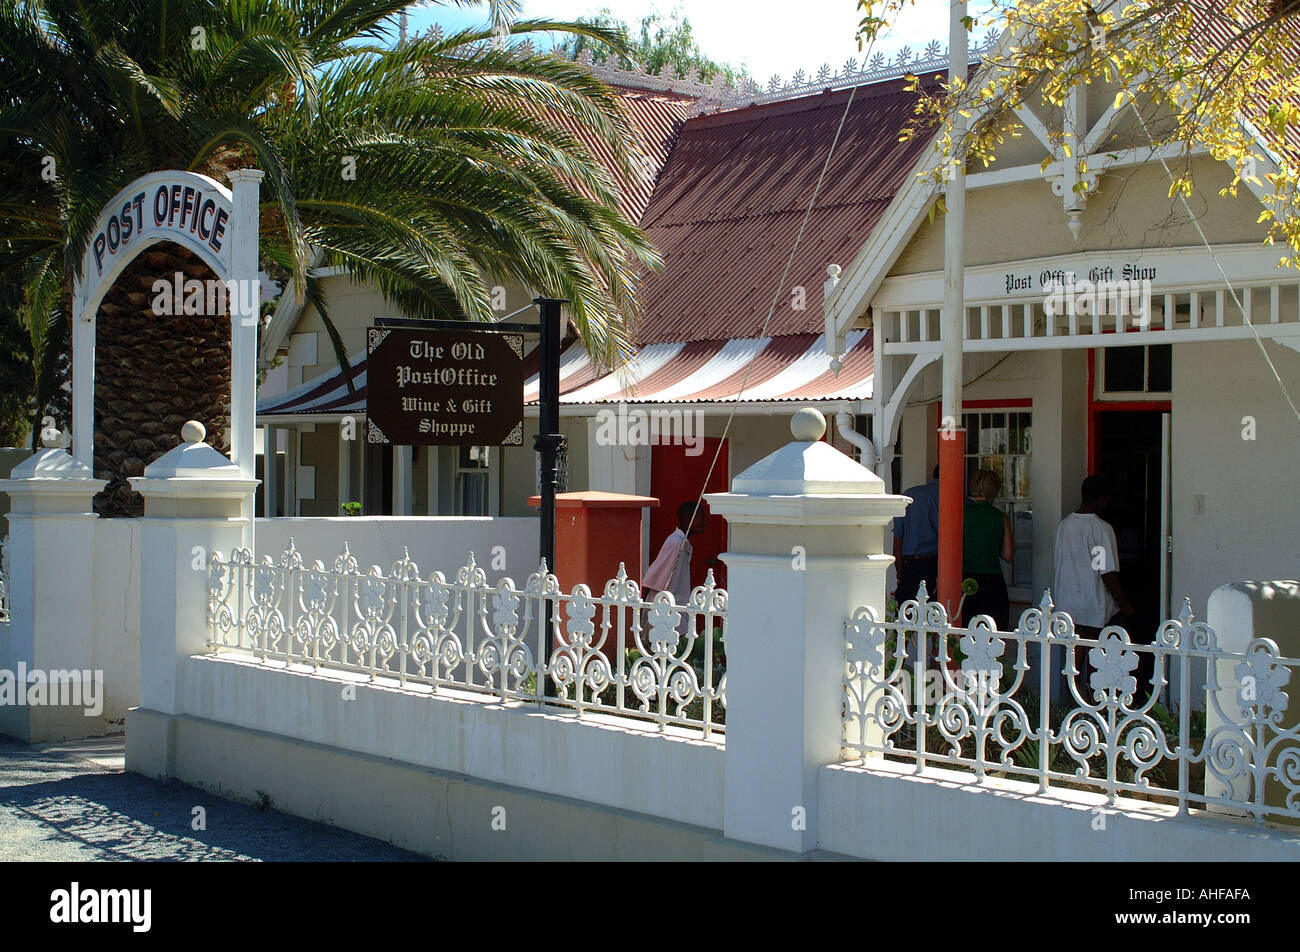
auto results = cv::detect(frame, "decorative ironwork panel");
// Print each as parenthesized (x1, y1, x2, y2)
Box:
(206, 541, 727, 740)
(843, 585, 1300, 824)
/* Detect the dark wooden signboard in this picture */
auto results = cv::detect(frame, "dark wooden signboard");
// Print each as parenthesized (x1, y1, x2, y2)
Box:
(366, 325, 525, 446)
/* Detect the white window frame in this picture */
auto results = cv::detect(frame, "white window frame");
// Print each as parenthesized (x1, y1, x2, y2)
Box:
(454, 445, 499, 516)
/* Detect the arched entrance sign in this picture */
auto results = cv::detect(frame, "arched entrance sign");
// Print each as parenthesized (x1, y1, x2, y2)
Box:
(71, 168, 263, 487)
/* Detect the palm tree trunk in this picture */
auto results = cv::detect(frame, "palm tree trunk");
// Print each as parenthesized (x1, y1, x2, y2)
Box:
(93, 241, 232, 517)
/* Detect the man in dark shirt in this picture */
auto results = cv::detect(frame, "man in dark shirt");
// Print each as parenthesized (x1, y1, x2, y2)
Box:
(892, 464, 940, 607)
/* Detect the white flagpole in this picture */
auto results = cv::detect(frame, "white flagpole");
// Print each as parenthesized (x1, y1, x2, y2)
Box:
(937, 1, 968, 616)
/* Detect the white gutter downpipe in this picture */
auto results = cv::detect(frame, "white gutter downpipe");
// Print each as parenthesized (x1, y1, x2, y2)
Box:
(835, 412, 877, 469)
(826, 263, 878, 468)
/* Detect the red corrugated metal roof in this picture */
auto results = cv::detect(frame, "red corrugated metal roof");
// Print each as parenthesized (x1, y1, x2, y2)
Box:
(547, 84, 695, 223)
(633, 76, 936, 345)
(1192, 1, 1300, 167)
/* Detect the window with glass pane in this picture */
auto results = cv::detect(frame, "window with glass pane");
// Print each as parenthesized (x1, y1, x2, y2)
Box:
(455, 446, 489, 516)
(1101, 344, 1171, 395)
(961, 410, 1033, 590)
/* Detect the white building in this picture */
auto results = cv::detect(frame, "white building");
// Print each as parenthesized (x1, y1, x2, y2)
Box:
(823, 48, 1300, 623)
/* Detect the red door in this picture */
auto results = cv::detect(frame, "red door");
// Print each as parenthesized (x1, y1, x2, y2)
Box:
(650, 439, 729, 591)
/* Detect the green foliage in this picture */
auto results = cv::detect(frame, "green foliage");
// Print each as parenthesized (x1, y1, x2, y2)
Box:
(0, 279, 36, 446)
(0, 0, 662, 392)
(553, 6, 748, 86)
(1009, 735, 1064, 772)
(0, 252, 68, 446)
(856, 0, 1300, 269)
(340, 501, 362, 516)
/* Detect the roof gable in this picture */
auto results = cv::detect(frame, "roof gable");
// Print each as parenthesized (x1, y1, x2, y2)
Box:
(633, 77, 936, 345)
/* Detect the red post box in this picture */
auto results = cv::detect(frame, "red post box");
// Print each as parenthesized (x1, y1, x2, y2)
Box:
(526, 490, 660, 594)
(527, 491, 660, 666)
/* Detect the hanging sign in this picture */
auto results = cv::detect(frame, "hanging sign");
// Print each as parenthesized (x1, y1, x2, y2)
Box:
(366, 325, 526, 446)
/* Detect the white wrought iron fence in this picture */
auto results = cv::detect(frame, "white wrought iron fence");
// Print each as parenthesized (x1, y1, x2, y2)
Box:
(843, 585, 1300, 824)
(207, 541, 727, 738)
(0, 535, 9, 624)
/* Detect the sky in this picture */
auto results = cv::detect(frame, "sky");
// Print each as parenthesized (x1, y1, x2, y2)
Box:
(402, 1, 997, 83)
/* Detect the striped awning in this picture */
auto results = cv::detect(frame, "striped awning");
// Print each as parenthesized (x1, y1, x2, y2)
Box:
(258, 350, 368, 417)
(524, 329, 873, 405)
(258, 330, 872, 419)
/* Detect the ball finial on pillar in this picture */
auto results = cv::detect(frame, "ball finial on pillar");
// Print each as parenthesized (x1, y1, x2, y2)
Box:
(181, 420, 206, 444)
(790, 407, 827, 442)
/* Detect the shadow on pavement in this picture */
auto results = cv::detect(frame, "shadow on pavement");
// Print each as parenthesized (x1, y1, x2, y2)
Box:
(0, 736, 429, 862)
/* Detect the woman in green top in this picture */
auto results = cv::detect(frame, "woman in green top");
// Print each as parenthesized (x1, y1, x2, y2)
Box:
(962, 469, 1014, 630)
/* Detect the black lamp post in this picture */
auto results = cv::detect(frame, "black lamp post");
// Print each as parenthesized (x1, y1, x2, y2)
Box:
(533, 297, 566, 672)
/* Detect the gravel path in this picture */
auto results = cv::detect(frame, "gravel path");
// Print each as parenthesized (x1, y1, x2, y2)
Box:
(0, 734, 427, 861)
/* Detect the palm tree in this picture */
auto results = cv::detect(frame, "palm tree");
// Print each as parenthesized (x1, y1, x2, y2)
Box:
(0, 0, 660, 515)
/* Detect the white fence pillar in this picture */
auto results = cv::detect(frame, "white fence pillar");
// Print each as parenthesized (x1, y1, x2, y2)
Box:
(1205, 580, 1300, 815)
(130, 422, 258, 723)
(706, 408, 908, 852)
(0, 433, 108, 741)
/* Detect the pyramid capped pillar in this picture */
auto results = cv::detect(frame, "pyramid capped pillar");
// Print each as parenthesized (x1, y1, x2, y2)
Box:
(129, 422, 258, 733)
(706, 408, 909, 853)
(0, 430, 108, 740)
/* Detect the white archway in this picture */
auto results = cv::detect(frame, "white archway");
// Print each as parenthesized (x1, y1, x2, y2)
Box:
(70, 168, 263, 483)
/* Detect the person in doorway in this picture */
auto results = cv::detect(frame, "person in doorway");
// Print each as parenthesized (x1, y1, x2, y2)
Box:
(1054, 476, 1141, 695)
(893, 465, 941, 607)
(961, 469, 1013, 630)
(643, 500, 709, 609)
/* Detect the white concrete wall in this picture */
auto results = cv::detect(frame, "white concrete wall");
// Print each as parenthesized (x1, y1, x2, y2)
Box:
(183, 654, 724, 831)
(1172, 340, 1300, 615)
(819, 761, 1300, 861)
(255, 515, 540, 584)
(127, 706, 783, 861)
(91, 519, 142, 726)
(159, 606, 1300, 861)
(0, 513, 142, 738)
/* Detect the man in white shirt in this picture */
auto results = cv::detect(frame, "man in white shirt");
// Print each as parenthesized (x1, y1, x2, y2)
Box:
(1054, 476, 1139, 699)
(1053, 476, 1136, 633)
